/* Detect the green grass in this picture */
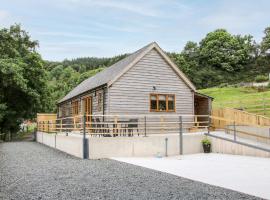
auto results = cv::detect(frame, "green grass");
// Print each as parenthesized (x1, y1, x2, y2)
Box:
(199, 87, 270, 116)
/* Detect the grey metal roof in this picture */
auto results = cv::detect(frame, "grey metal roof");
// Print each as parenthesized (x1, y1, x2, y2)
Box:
(58, 42, 155, 103)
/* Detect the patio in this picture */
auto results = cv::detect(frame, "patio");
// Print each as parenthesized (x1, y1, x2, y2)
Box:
(113, 153, 270, 199)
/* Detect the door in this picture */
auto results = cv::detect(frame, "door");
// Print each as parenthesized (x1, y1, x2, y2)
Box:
(83, 96, 92, 127)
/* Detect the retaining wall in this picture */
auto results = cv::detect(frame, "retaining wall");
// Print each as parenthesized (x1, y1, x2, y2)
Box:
(227, 125, 270, 144)
(88, 132, 204, 159)
(36, 132, 205, 159)
(211, 136, 270, 158)
(37, 132, 83, 158)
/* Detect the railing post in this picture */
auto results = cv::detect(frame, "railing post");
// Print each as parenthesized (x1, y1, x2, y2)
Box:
(48, 121, 50, 133)
(179, 116, 183, 155)
(60, 119, 63, 133)
(83, 113, 88, 159)
(165, 137, 168, 157)
(207, 115, 210, 135)
(144, 116, 147, 137)
(233, 121, 236, 141)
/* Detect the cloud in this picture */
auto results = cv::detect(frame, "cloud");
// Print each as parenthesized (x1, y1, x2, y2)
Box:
(35, 31, 110, 40)
(59, 0, 191, 19)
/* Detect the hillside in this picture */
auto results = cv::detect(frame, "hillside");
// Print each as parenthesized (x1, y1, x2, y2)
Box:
(199, 87, 270, 116)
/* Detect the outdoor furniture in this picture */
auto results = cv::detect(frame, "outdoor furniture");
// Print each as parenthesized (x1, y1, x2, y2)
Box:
(127, 119, 139, 136)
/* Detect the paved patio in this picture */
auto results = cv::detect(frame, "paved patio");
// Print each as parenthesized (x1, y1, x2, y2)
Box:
(113, 153, 270, 199)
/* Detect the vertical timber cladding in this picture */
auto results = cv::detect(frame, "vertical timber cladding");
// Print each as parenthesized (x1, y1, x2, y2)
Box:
(108, 49, 194, 129)
(82, 96, 92, 126)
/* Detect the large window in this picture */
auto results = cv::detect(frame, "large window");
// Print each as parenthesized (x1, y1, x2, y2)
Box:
(150, 94, 175, 112)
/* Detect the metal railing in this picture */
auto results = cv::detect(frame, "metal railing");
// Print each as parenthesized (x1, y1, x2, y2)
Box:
(207, 116, 270, 152)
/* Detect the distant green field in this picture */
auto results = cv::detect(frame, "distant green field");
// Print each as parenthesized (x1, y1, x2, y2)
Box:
(199, 87, 270, 116)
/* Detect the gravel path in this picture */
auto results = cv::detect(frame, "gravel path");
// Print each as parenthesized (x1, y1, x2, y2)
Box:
(0, 142, 261, 200)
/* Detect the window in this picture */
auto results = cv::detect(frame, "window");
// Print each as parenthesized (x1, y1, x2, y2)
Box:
(150, 94, 175, 112)
(72, 100, 79, 116)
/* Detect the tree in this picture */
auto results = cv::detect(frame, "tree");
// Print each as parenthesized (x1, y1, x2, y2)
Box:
(199, 29, 254, 72)
(0, 24, 50, 136)
(261, 27, 270, 55)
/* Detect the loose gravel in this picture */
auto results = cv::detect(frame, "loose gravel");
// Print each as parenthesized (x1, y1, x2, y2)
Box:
(0, 142, 261, 200)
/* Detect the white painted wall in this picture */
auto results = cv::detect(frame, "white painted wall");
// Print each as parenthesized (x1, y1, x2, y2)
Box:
(88, 133, 204, 159)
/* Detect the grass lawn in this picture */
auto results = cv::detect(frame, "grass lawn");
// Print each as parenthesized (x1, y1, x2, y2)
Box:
(199, 87, 270, 116)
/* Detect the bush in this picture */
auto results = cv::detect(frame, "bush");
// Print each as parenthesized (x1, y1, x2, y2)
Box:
(201, 138, 211, 145)
(254, 75, 269, 83)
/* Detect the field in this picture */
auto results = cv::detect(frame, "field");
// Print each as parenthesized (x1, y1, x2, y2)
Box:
(199, 87, 270, 116)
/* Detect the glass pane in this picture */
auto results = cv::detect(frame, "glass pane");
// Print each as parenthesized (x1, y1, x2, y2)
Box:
(159, 95, 166, 101)
(158, 100, 166, 111)
(151, 100, 157, 110)
(168, 101, 174, 110)
(168, 95, 174, 101)
(151, 95, 157, 100)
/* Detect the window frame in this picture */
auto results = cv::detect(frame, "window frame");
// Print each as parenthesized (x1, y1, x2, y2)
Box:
(72, 100, 79, 116)
(149, 93, 176, 112)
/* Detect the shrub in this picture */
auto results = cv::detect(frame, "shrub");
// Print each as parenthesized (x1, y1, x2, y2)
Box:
(201, 138, 211, 145)
(254, 75, 269, 83)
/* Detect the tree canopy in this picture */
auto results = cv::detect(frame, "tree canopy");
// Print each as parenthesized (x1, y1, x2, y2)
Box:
(0, 25, 50, 134)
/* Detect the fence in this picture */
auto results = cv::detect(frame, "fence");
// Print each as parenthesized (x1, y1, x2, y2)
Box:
(212, 107, 270, 128)
(37, 114, 210, 136)
(37, 114, 210, 158)
(36, 113, 270, 158)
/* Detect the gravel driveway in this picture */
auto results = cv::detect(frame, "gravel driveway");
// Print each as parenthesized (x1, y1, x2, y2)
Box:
(0, 142, 261, 200)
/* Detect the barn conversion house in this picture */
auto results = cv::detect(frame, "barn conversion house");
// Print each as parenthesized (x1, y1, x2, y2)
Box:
(57, 42, 212, 128)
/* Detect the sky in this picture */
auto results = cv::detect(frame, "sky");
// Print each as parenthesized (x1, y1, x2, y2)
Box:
(1, 0, 270, 61)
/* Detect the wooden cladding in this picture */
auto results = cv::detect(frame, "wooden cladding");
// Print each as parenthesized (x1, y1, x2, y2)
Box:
(83, 96, 92, 124)
(97, 92, 102, 112)
(150, 94, 175, 112)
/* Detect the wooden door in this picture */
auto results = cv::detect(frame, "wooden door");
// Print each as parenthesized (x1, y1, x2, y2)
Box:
(83, 96, 92, 127)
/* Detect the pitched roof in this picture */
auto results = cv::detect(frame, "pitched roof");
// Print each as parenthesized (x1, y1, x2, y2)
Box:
(58, 42, 196, 104)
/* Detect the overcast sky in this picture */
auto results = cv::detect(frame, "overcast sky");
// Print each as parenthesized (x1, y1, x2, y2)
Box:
(1, 0, 270, 61)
